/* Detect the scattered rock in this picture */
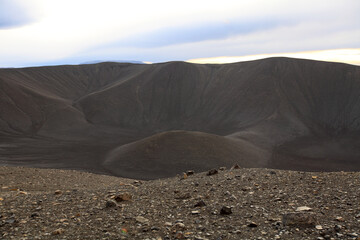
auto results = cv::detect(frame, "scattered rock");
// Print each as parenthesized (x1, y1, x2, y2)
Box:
(194, 200, 206, 207)
(194, 236, 207, 240)
(173, 222, 186, 230)
(114, 193, 132, 202)
(315, 225, 323, 230)
(219, 167, 226, 171)
(346, 232, 358, 238)
(30, 213, 39, 218)
(1, 166, 359, 239)
(335, 216, 345, 222)
(191, 210, 200, 215)
(296, 206, 312, 212)
(282, 213, 316, 227)
(247, 222, 258, 228)
(164, 222, 172, 227)
(334, 224, 342, 232)
(175, 193, 191, 200)
(136, 216, 149, 224)
(186, 170, 194, 175)
(105, 200, 117, 208)
(52, 228, 64, 235)
(5, 218, 16, 224)
(54, 190, 62, 195)
(231, 164, 241, 169)
(207, 169, 218, 176)
(220, 206, 232, 215)
(174, 231, 185, 239)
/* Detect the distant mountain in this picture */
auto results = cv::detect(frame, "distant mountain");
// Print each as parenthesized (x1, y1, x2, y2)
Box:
(80, 60, 145, 64)
(0, 58, 359, 179)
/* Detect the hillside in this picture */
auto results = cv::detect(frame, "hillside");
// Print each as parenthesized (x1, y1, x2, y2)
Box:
(0, 58, 360, 178)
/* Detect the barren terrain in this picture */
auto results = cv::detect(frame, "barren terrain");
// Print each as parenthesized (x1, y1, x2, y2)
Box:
(0, 166, 359, 239)
(1, 58, 360, 178)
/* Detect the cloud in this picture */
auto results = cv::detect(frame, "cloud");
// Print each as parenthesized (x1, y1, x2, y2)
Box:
(0, 0, 359, 67)
(106, 18, 289, 48)
(0, 0, 39, 29)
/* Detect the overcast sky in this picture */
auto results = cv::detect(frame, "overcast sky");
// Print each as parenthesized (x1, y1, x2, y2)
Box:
(0, 0, 359, 67)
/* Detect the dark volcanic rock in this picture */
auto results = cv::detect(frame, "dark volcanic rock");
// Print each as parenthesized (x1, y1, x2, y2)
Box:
(282, 212, 317, 227)
(220, 206, 232, 215)
(207, 169, 218, 176)
(194, 200, 206, 208)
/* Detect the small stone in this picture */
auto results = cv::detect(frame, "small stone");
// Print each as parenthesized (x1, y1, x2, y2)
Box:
(114, 193, 132, 202)
(334, 225, 342, 232)
(191, 210, 200, 215)
(164, 222, 172, 227)
(194, 236, 206, 240)
(194, 200, 206, 207)
(30, 213, 40, 218)
(5, 218, 16, 224)
(247, 222, 258, 228)
(207, 169, 218, 176)
(219, 167, 226, 171)
(296, 206, 312, 212)
(315, 225, 323, 230)
(52, 228, 64, 235)
(175, 231, 185, 239)
(335, 216, 345, 222)
(282, 212, 316, 227)
(105, 200, 117, 208)
(175, 193, 191, 200)
(274, 235, 280, 239)
(347, 233, 358, 237)
(135, 216, 149, 224)
(220, 206, 232, 215)
(231, 164, 241, 169)
(186, 170, 195, 175)
(224, 191, 231, 196)
(173, 222, 186, 230)
(54, 190, 62, 195)
(151, 226, 160, 231)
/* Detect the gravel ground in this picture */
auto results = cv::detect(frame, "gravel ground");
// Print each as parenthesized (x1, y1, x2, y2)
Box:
(0, 166, 359, 239)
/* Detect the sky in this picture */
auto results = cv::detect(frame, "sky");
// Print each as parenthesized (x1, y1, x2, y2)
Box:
(0, 0, 359, 68)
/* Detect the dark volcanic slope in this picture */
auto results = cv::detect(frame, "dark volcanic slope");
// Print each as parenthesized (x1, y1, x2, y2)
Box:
(104, 130, 267, 179)
(0, 58, 360, 178)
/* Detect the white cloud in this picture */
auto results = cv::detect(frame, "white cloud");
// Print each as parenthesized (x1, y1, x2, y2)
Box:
(0, 0, 359, 67)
